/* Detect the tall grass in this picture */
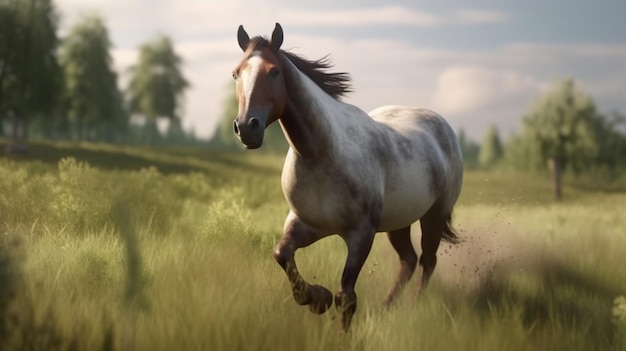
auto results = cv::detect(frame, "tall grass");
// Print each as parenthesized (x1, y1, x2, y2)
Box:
(0, 140, 625, 350)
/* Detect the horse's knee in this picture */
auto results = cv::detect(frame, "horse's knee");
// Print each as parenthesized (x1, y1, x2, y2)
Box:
(272, 241, 291, 268)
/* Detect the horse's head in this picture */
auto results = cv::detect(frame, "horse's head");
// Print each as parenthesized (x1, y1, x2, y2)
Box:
(232, 23, 286, 149)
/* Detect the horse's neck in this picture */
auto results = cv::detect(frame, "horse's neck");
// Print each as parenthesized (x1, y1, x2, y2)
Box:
(278, 53, 343, 159)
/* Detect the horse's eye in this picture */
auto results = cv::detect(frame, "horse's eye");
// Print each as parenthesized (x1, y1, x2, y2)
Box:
(269, 67, 280, 79)
(232, 71, 238, 80)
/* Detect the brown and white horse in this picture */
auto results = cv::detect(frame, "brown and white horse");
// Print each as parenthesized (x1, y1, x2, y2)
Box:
(232, 23, 463, 331)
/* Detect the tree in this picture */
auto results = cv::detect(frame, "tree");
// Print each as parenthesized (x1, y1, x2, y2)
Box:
(59, 14, 126, 140)
(0, 0, 17, 136)
(457, 129, 480, 169)
(212, 85, 240, 149)
(0, 0, 61, 143)
(512, 78, 603, 200)
(591, 111, 626, 176)
(127, 35, 189, 144)
(478, 125, 503, 169)
(210, 85, 288, 152)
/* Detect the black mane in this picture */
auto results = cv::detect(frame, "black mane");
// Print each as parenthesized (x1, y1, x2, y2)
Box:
(246, 36, 352, 100)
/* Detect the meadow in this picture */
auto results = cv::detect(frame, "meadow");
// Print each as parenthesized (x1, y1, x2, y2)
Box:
(0, 139, 625, 351)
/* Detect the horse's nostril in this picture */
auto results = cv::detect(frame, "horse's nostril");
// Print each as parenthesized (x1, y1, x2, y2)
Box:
(249, 117, 260, 131)
(233, 120, 240, 135)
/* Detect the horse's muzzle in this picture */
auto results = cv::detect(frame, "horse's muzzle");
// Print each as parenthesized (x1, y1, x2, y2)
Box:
(233, 117, 264, 149)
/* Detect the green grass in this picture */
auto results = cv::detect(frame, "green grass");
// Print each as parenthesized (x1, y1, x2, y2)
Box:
(1, 139, 625, 350)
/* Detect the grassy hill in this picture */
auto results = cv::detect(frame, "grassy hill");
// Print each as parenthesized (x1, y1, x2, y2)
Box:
(1, 139, 625, 350)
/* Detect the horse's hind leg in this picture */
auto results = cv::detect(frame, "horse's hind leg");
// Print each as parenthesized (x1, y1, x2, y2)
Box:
(273, 212, 333, 314)
(383, 226, 417, 306)
(418, 211, 444, 294)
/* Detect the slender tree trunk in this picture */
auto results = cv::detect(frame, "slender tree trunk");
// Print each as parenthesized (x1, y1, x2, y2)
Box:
(11, 113, 20, 142)
(6, 111, 28, 154)
(0, 71, 4, 137)
(22, 116, 29, 141)
(78, 119, 85, 141)
(58, 115, 70, 140)
(547, 157, 562, 201)
(145, 118, 158, 146)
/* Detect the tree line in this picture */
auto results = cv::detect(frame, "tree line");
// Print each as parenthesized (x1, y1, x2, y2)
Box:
(3, 0, 624, 197)
(213, 78, 626, 198)
(0, 0, 192, 146)
(459, 78, 626, 198)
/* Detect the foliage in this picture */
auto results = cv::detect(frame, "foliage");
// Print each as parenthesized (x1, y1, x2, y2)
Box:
(478, 125, 503, 169)
(614, 296, 626, 346)
(1, 140, 625, 350)
(211, 85, 240, 150)
(457, 129, 480, 169)
(0, 0, 62, 140)
(506, 78, 622, 174)
(127, 35, 189, 143)
(591, 111, 626, 175)
(1, 4, 205, 146)
(59, 14, 126, 141)
(0, 236, 85, 351)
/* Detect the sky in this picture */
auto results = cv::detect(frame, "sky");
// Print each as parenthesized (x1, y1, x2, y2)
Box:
(54, 0, 626, 141)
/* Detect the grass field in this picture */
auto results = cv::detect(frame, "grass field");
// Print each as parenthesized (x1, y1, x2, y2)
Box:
(1, 139, 625, 351)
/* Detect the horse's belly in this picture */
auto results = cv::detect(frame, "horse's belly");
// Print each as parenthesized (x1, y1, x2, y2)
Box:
(378, 175, 435, 232)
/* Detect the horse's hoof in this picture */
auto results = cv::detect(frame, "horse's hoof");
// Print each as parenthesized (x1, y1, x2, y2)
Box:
(308, 285, 333, 314)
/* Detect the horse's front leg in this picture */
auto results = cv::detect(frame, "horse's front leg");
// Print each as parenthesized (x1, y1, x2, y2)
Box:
(335, 223, 376, 331)
(273, 212, 333, 314)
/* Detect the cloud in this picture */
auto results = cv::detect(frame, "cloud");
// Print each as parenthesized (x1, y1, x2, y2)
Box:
(337, 40, 625, 138)
(178, 39, 626, 139)
(56, 1, 509, 40)
(451, 9, 509, 24)
(110, 48, 137, 71)
(432, 66, 543, 115)
(54, 1, 626, 141)
(279, 6, 440, 27)
(56, 0, 266, 42)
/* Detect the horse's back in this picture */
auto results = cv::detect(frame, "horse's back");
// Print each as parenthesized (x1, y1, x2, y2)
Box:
(368, 105, 463, 231)
(369, 105, 450, 135)
(368, 105, 460, 163)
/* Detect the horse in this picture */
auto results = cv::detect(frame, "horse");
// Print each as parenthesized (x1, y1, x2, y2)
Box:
(231, 23, 463, 331)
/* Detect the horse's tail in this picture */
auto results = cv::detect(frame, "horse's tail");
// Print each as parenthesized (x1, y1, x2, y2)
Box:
(441, 212, 460, 244)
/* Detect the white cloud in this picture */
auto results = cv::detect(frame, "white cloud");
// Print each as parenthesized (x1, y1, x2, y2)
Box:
(172, 39, 626, 139)
(336, 40, 625, 138)
(56, 1, 510, 38)
(110, 48, 137, 72)
(432, 66, 543, 115)
(53, 1, 626, 141)
(279, 6, 440, 27)
(451, 9, 509, 24)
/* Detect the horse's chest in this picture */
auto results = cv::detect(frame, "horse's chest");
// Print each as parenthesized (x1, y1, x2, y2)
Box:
(281, 157, 378, 233)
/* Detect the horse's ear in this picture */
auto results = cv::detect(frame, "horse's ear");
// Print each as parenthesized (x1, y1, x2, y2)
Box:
(237, 25, 250, 51)
(270, 23, 283, 52)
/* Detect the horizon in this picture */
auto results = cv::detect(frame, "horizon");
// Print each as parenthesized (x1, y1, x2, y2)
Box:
(55, 0, 626, 141)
